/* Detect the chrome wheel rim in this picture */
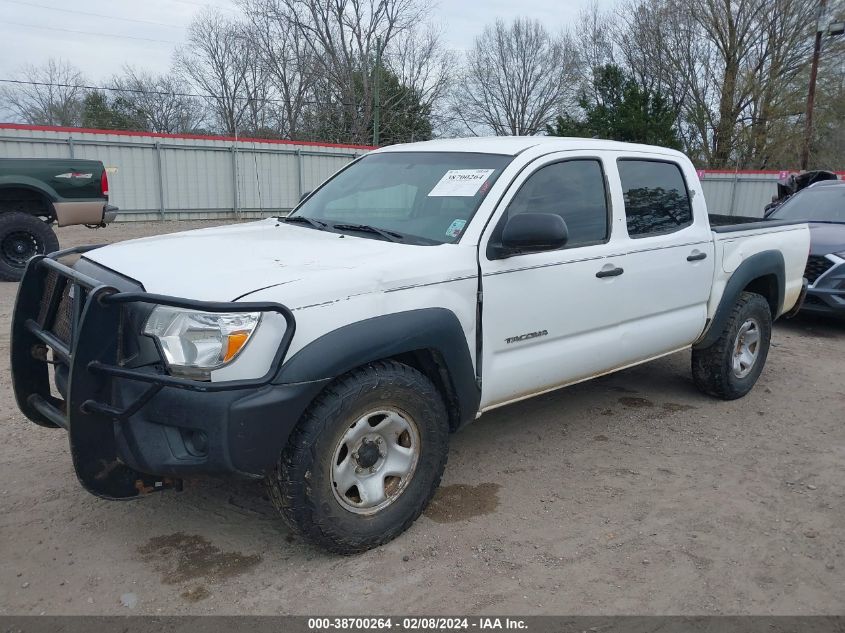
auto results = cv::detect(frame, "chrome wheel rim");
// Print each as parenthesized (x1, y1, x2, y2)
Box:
(331, 408, 420, 515)
(732, 318, 760, 379)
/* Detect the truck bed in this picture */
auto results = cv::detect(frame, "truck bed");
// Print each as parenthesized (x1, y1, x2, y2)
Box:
(708, 214, 806, 233)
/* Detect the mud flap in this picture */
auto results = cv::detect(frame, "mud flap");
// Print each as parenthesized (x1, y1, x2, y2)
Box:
(783, 278, 809, 319)
(67, 287, 180, 499)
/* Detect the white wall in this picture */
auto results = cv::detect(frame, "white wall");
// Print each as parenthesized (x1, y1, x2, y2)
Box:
(0, 124, 366, 221)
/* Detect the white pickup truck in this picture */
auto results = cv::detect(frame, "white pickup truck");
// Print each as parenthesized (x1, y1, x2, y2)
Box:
(12, 137, 810, 554)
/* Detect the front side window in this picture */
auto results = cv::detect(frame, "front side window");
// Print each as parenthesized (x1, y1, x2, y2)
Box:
(502, 159, 610, 248)
(291, 152, 512, 245)
(618, 159, 692, 237)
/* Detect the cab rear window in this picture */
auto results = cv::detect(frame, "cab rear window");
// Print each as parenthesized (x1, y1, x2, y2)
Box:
(618, 159, 692, 237)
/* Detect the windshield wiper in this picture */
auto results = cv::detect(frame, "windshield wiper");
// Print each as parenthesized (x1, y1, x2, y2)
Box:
(331, 223, 405, 243)
(283, 215, 328, 230)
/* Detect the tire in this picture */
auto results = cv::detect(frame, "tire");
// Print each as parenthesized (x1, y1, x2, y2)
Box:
(267, 360, 450, 554)
(0, 212, 59, 281)
(692, 291, 772, 400)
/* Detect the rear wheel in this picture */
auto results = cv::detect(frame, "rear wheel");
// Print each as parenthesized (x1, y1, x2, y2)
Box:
(0, 212, 59, 281)
(692, 291, 772, 400)
(267, 360, 450, 554)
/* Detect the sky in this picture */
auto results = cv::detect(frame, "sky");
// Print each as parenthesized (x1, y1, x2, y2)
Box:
(0, 0, 616, 84)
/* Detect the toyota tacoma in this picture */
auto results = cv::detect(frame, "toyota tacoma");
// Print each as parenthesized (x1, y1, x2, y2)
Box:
(11, 138, 810, 553)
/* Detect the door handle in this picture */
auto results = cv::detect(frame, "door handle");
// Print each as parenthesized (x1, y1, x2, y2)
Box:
(687, 251, 707, 262)
(596, 266, 624, 278)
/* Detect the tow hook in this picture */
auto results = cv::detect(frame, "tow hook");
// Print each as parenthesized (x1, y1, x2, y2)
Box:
(134, 477, 183, 495)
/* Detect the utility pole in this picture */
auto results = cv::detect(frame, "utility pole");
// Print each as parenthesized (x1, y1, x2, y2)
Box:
(372, 36, 382, 147)
(801, 0, 827, 171)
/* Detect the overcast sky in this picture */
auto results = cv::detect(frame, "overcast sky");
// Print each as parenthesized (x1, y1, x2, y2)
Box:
(0, 0, 615, 84)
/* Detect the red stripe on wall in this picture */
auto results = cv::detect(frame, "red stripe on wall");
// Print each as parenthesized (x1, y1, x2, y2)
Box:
(0, 122, 377, 151)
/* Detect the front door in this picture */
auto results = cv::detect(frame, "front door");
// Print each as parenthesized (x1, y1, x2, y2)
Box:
(479, 154, 627, 409)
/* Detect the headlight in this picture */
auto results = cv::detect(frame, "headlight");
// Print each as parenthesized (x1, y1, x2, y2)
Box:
(143, 306, 261, 379)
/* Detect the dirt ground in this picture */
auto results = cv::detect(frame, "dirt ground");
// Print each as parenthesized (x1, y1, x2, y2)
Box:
(0, 221, 843, 616)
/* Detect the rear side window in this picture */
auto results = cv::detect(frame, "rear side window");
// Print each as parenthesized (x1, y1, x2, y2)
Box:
(504, 159, 609, 248)
(618, 160, 692, 237)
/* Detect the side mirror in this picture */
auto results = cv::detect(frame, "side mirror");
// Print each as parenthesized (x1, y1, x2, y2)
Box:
(490, 213, 568, 259)
(299, 190, 312, 202)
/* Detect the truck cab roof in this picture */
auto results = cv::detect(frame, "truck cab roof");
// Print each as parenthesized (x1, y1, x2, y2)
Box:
(373, 136, 689, 159)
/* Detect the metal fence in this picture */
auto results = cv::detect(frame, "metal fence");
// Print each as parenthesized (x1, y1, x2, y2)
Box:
(0, 124, 369, 221)
(1, 124, 843, 221)
(698, 168, 845, 217)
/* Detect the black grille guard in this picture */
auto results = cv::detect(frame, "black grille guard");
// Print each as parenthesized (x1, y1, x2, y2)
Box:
(11, 246, 296, 499)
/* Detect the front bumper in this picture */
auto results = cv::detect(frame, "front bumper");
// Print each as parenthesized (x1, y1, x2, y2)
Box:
(802, 256, 845, 317)
(11, 247, 320, 500)
(103, 204, 119, 224)
(802, 287, 845, 315)
(53, 201, 116, 227)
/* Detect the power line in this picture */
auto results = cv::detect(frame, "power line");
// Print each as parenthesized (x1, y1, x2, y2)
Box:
(0, 0, 184, 29)
(0, 79, 483, 126)
(170, 0, 238, 13)
(0, 78, 357, 107)
(0, 79, 471, 131)
(1, 20, 181, 44)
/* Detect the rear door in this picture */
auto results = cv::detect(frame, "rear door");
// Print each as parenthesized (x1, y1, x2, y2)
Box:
(606, 155, 715, 358)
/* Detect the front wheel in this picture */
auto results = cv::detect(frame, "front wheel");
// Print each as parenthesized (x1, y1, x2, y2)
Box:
(267, 360, 449, 554)
(692, 291, 772, 400)
(0, 212, 59, 281)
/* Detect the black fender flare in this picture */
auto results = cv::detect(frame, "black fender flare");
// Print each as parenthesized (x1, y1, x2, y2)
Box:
(274, 308, 480, 428)
(0, 178, 60, 202)
(694, 250, 785, 349)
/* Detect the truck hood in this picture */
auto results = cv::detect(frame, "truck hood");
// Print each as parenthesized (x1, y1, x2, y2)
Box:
(83, 219, 474, 307)
(808, 222, 845, 256)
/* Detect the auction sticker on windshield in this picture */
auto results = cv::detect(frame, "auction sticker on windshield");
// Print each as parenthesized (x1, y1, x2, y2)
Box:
(428, 169, 495, 197)
(446, 218, 466, 238)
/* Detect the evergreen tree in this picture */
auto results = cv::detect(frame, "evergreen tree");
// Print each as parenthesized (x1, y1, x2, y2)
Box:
(81, 91, 145, 131)
(547, 65, 680, 149)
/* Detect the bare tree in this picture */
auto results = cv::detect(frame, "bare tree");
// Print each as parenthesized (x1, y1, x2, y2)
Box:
(110, 66, 206, 134)
(572, 2, 616, 93)
(440, 0, 841, 164)
(279, 0, 428, 143)
(616, 0, 711, 158)
(450, 18, 576, 136)
(614, 0, 833, 167)
(691, 0, 772, 166)
(384, 23, 454, 132)
(811, 0, 845, 168)
(812, 70, 845, 168)
(239, 0, 317, 138)
(175, 10, 271, 135)
(1, 59, 86, 126)
(739, 0, 817, 167)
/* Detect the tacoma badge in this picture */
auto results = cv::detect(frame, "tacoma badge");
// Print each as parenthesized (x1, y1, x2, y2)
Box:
(505, 330, 548, 344)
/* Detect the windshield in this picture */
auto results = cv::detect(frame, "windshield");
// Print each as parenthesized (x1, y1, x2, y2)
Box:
(770, 185, 845, 223)
(289, 152, 513, 244)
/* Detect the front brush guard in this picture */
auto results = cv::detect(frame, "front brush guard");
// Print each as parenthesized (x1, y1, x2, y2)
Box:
(10, 246, 295, 499)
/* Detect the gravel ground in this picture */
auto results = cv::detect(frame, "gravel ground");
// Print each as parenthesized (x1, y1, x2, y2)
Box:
(0, 221, 843, 615)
